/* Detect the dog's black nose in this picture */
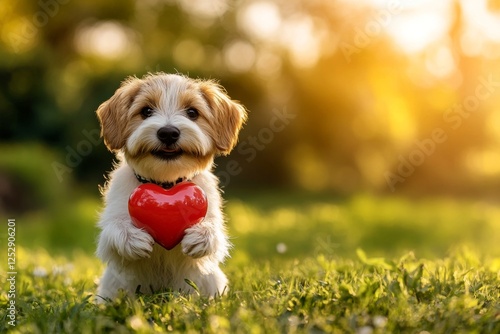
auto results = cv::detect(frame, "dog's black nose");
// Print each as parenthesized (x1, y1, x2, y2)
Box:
(157, 126, 180, 145)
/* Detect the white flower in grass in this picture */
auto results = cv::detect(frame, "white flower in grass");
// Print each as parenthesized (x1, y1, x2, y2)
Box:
(373, 315, 387, 328)
(357, 326, 373, 334)
(128, 315, 146, 330)
(52, 265, 65, 275)
(276, 242, 287, 254)
(33, 266, 48, 278)
(287, 315, 300, 327)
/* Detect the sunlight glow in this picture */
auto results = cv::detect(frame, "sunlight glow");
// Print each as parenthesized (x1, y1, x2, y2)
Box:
(425, 45, 456, 78)
(487, 112, 500, 145)
(280, 15, 323, 68)
(465, 149, 500, 176)
(223, 40, 256, 73)
(74, 21, 133, 59)
(461, 0, 500, 42)
(388, 11, 450, 54)
(177, 0, 228, 20)
(460, 30, 484, 57)
(386, 99, 416, 144)
(361, 0, 500, 58)
(355, 0, 453, 54)
(460, 0, 500, 58)
(238, 2, 324, 68)
(238, 1, 281, 40)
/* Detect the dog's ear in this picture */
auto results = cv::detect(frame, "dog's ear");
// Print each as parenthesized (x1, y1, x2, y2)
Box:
(199, 81, 247, 155)
(96, 77, 142, 151)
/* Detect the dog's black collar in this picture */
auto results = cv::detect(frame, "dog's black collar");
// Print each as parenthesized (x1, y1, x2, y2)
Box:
(135, 173, 187, 189)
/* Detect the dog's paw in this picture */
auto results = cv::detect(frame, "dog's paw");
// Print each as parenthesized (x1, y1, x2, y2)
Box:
(116, 227, 155, 260)
(181, 225, 216, 258)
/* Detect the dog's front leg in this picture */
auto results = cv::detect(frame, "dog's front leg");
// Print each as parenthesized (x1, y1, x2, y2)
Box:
(181, 190, 229, 261)
(97, 214, 155, 262)
(182, 220, 226, 259)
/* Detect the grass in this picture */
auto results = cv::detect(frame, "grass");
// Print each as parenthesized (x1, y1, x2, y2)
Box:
(1, 191, 500, 333)
(1, 247, 499, 333)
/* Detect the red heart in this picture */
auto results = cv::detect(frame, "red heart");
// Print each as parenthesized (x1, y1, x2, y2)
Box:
(128, 182, 208, 250)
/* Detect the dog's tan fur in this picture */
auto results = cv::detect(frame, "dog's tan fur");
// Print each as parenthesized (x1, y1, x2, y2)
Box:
(95, 73, 247, 301)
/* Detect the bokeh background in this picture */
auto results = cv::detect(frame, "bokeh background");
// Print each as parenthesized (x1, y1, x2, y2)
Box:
(1, 0, 500, 262)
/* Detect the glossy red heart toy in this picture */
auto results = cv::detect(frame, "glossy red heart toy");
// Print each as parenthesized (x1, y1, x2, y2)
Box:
(128, 182, 208, 250)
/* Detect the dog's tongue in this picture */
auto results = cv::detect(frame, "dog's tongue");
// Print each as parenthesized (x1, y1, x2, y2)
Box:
(162, 147, 179, 153)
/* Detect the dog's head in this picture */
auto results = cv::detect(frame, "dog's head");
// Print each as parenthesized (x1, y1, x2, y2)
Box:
(96, 73, 247, 181)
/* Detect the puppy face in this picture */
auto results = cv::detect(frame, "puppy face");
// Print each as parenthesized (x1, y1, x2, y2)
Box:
(96, 73, 247, 181)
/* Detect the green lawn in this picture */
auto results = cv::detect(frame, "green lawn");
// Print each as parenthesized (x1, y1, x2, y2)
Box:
(1, 192, 500, 333)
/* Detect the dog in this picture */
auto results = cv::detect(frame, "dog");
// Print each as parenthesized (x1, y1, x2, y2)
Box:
(95, 73, 247, 301)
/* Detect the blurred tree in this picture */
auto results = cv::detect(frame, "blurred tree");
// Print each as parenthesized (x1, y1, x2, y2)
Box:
(1, 0, 500, 198)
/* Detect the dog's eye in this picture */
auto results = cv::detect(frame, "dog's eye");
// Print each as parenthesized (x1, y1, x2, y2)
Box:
(141, 107, 154, 118)
(186, 108, 199, 120)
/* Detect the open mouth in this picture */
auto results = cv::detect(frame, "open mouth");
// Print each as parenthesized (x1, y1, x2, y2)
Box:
(151, 146, 183, 160)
